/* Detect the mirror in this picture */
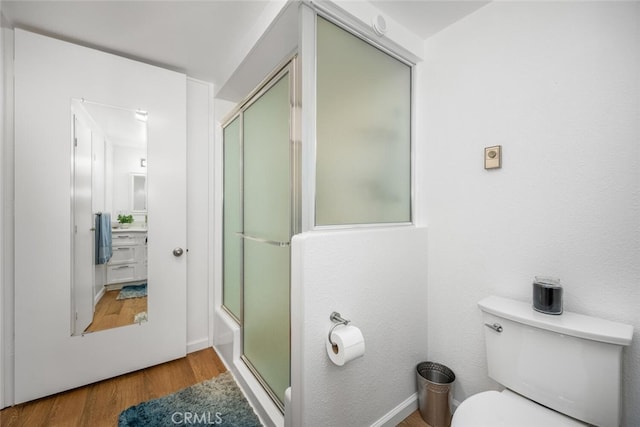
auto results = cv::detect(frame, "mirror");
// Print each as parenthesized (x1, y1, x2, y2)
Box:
(71, 98, 149, 336)
(132, 173, 147, 212)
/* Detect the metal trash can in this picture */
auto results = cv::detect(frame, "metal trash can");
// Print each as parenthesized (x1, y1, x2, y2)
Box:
(416, 362, 455, 427)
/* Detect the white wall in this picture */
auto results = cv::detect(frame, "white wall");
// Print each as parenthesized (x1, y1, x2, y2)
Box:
(0, 24, 14, 409)
(420, 2, 640, 425)
(291, 227, 428, 426)
(0, 18, 5, 409)
(187, 77, 214, 353)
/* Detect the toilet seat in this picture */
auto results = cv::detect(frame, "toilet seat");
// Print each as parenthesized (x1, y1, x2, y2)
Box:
(451, 390, 586, 427)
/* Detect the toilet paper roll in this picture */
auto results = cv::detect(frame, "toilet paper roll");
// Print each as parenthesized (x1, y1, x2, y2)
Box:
(326, 325, 365, 366)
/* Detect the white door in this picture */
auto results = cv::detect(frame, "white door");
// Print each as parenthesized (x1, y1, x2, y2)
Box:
(13, 29, 187, 404)
(72, 115, 95, 335)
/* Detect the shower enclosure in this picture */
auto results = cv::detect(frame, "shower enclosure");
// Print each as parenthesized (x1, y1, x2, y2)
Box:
(219, 1, 414, 418)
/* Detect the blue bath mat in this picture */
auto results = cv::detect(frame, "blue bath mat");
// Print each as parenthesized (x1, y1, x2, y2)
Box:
(116, 284, 147, 300)
(118, 372, 262, 426)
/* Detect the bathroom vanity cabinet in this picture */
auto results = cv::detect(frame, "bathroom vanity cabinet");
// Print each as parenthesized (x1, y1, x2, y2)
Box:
(107, 229, 148, 285)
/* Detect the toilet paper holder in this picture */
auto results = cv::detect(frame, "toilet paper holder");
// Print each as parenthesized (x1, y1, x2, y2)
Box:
(328, 312, 351, 345)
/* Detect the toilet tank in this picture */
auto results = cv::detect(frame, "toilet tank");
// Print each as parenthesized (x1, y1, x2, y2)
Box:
(478, 296, 633, 427)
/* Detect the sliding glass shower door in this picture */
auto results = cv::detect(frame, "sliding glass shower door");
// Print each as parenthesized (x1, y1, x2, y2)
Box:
(223, 63, 296, 410)
(242, 70, 292, 408)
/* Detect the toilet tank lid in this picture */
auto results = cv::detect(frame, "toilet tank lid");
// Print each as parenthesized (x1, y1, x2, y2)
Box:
(478, 296, 633, 346)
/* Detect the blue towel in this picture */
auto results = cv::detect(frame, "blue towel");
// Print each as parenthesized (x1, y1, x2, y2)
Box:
(95, 213, 112, 264)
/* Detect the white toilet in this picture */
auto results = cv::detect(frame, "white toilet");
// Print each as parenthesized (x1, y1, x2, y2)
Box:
(452, 296, 633, 427)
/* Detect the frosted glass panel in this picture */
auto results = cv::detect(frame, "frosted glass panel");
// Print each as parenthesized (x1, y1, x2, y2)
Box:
(243, 240, 290, 405)
(316, 17, 411, 225)
(222, 117, 242, 320)
(243, 74, 291, 242)
(242, 71, 291, 407)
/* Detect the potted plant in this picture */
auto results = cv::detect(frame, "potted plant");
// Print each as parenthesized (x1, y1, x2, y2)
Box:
(117, 214, 134, 228)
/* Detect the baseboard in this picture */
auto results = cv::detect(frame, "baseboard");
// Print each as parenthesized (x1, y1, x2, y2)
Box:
(371, 392, 418, 427)
(187, 338, 209, 354)
(104, 280, 145, 292)
(94, 286, 105, 306)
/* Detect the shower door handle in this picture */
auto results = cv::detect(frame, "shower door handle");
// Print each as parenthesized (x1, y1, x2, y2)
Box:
(236, 233, 290, 247)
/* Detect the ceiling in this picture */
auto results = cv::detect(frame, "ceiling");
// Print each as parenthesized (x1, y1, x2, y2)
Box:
(1, 0, 271, 88)
(1, 0, 488, 91)
(371, 0, 489, 40)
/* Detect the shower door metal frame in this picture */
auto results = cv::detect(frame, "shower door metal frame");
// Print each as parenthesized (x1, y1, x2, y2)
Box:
(221, 115, 243, 325)
(221, 57, 300, 412)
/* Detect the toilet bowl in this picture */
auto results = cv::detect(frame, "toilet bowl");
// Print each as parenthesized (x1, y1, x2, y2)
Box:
(454, 296, 633, 427)
(451, 389, 585, 427)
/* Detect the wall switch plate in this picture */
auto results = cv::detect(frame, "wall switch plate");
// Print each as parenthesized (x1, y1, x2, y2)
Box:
(484, 145, 502, 169)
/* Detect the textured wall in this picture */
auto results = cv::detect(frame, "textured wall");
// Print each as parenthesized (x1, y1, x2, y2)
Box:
(419, 2, 640, 425)
(291, 227, 428, 426)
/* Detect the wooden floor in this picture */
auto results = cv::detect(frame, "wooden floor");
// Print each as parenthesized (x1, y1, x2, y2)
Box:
(0, 348, 226, 427)
(397, 410, 432, 427)
(1, 345, 430, 427)
(84, 290, 147, 334)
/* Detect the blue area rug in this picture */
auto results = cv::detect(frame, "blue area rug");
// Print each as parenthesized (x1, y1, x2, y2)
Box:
(118, 372, 262, 427)
(116, 284, 147, 300)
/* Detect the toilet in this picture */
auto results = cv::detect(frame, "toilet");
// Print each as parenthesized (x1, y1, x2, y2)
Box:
(452, 296, 633, 427)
